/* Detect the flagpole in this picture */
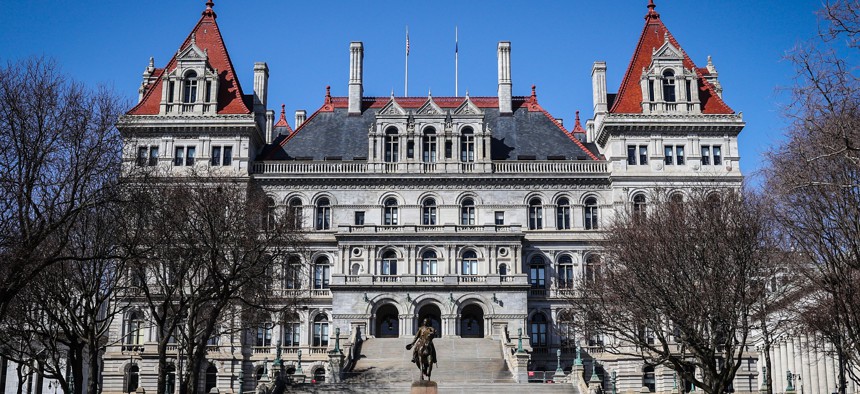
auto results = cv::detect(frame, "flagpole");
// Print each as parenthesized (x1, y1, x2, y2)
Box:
(405, 26, 409, 97)
(455, 26, 459, 97)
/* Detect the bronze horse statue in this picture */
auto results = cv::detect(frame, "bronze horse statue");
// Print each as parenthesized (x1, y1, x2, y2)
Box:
(406, 318, 437, 381)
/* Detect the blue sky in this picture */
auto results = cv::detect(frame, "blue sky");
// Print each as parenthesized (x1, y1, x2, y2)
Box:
(0, 0, 827, 181)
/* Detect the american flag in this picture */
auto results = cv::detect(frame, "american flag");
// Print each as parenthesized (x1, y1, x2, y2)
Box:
(406, 27, 410, 56)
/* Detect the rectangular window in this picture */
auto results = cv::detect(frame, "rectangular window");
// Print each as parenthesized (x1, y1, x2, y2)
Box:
(283, 323, 300, 347)
(529, 265, 546, 288)
(685, 80, 692, 102)
(174, 147, 185, 166)
(223, 146, 232, 166)
(495, 211, 505, 225)
(137, 147, 148, 167)
(406, 141, 414, 159)
(664, 146, 673, 165)
(639, 145, 648, 165)
(168, 81, 175, 103)
(255, 324, 272, 347)
(205, 81, 212, 102)
(445, 141, 453, 159)
(676, 146, 685, 165)
(211, 146, 221, 166)
(701, 146, 711, 165)
(627, 145, 636, 165)
(186, 146, 196, 166)
(713, 145, 722, 165)
(648, 80, 654, 102)
(354, 211, 365, 226)
(149, 147, 159, 166)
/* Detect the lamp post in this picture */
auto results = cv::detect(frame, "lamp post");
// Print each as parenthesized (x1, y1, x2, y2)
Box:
(555, 349, 564, 375)
(517, 328, 524, 353)
(296, 349, 303, 374)
(611, 370, 617, 394)
(237, 369, 244, 394)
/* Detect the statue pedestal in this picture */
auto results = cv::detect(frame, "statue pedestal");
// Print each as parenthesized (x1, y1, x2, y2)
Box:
(410, 380, 438, 394)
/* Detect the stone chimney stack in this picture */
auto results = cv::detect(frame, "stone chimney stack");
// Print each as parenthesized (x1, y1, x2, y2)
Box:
(295, 110, 307, 129)
(348, 42, 364, 114)
(591, 61, 608, 115)
(497, 42, 512, 115)
(253, 62, 269, 111)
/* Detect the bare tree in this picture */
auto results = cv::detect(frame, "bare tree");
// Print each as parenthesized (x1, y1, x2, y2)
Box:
(764, 2, 860, 393)
(565, 189, 770, 394)
(0, 57, 124, 320)
(118, 169, 306, 394)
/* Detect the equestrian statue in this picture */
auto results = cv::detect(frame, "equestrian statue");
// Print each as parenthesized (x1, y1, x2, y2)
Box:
(406, 318, 437, 381)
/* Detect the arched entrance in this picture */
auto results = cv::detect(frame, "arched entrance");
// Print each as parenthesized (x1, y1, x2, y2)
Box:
(375, 304, 400, 338)
(460, 304, 484, 338)
(415, 304, 442, 337)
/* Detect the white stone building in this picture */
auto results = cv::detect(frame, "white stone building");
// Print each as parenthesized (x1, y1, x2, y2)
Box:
(99, 1, 762, 393)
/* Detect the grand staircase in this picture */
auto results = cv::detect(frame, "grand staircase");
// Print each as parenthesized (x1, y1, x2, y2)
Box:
(284, 337, 577, 393)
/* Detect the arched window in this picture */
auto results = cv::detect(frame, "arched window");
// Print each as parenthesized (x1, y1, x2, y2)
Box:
(283, 320, 300, 347)
(633, 194, 647, 219)
(254, 366, 265, 388)
(266, 197, 277, 230)
(164, 364, 176, 394)
(422, 127, 437, 163)
(313, 367, 326, 383)
(205, 364, 217, 393)
(183, 70, 198, 104)
(584, 197, 599, 230)
(381, 250, 398, 275)
(643, 365, 656, 392)
(126, 364, 140, 393)
(585, 255, 602, 283)
(462, 251, 478, 276)
(283, 256, 301, 289)
(460, 127, 475, 162)
(256, 323, 273, 347)
(420, 250, 438, 276)
(383, 198, 398, 225)
(558, 255, 574, 289)
(528, 198, 543, 230)
(384, 127, 399, 163)
(126, 311, 145, 346)
(460, 198, 475, 225)
(314, 257, 330, 289)
(557, 310, 575, 351)
(556, 197, 571, 230)
(529, 255, 546, 288)
(529, 313, 548, 348)
(315, 198, 331, 230)
(662, 70, 676, 102)
(289, 198, 303, 228)
(422, 198, 437, 225)
(313, 314, 330, 347)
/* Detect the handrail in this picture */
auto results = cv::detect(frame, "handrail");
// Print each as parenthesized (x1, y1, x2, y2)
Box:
(252, 160, 608, 175)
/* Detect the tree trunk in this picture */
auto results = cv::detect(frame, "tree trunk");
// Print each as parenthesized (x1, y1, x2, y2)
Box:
(156, 339, 168, 394)
(762, 322, 773, 394)
(16, 361, 26, 394)
(71, 345, 85, 394)
(87, 343, 101, 394)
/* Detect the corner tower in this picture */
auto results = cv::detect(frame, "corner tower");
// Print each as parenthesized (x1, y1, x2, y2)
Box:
(588, 0, 744, 188)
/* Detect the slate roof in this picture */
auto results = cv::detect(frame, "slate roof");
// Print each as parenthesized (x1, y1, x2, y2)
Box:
(127, 1, 251, 116)
(609, 1, 733, 115)
(262, 92, 599, 161)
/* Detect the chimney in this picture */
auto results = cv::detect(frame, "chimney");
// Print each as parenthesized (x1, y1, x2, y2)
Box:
(591, 61, 608, 114)
(497, 42, 512, 114)
(253, 62, 269, 112)
(295, 110, 307, 129)
(349, 42, 364, 114)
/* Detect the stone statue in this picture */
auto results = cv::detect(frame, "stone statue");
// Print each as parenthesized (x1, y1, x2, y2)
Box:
(406, 318, 437, 380)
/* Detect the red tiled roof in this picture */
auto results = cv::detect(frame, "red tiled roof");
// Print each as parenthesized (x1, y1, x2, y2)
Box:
(609, 2, 733, 115)
(273, 104, 294, 134)
(127, 2, 251, 115)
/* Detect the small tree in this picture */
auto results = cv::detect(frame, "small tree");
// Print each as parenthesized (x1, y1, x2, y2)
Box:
(566, 189, 770, 394)
(118, 169, 307, 394)
(0, 57, 124, 320)
(764, 2, 860, 392)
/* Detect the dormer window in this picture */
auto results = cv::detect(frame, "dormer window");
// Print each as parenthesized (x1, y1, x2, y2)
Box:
(460, 127, 475, 162)
(662, 70, 676, 103)
(384, 127, 399, 163)
(183, 71, 198, 103)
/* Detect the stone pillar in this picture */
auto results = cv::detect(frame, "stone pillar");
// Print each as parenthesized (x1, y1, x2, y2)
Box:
(514, 352, 530, 383)
(497, 42, 512, 115)
(253, 62, 269, 110)
(348, 42, 363, 114)
(591, 61, 607, 115)
(327, 351, 345, 383)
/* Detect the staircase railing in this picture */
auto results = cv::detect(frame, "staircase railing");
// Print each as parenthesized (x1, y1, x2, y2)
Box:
(343, 326, 364, 373)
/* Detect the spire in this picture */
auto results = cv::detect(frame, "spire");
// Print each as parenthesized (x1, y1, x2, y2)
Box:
(646, 0, 660, 20)
(203, 1, 217, 18)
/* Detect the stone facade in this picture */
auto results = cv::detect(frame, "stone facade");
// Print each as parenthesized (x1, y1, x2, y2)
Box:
(97, 1, 763, 394)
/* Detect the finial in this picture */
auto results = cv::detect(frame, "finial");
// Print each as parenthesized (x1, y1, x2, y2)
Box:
(280, 104, 286, 118)
(326, 85, 331, 97)
(391, 88, 395, 98)
(148, 57, 154, 68)
(575, 110, 581, 124)
(664, 31, 669, 43)
(428, 88, 432, 97)
(531, 84, 537, 99)
(645, 0, 660, 19)
(202, 0, 217, 18)
(465, 89, 470, 98)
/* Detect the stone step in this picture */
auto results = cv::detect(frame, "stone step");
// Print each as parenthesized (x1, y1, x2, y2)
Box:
(350, 337, 516, 384)
(286, 382, 576, 394)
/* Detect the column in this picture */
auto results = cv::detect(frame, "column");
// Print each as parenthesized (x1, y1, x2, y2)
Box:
(816, 342, 828, 394)
(800, 335, 811, 394)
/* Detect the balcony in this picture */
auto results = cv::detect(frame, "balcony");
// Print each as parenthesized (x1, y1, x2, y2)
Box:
(272, 288, 332, 298)
(331, 274, 529, 287)
(252, 160, 608, 176)
(337, 224, 522, 235)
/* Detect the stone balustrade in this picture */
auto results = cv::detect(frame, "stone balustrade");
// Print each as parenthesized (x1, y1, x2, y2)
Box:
(252, 160, 608, 175)
(331, 274, 529, 286)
